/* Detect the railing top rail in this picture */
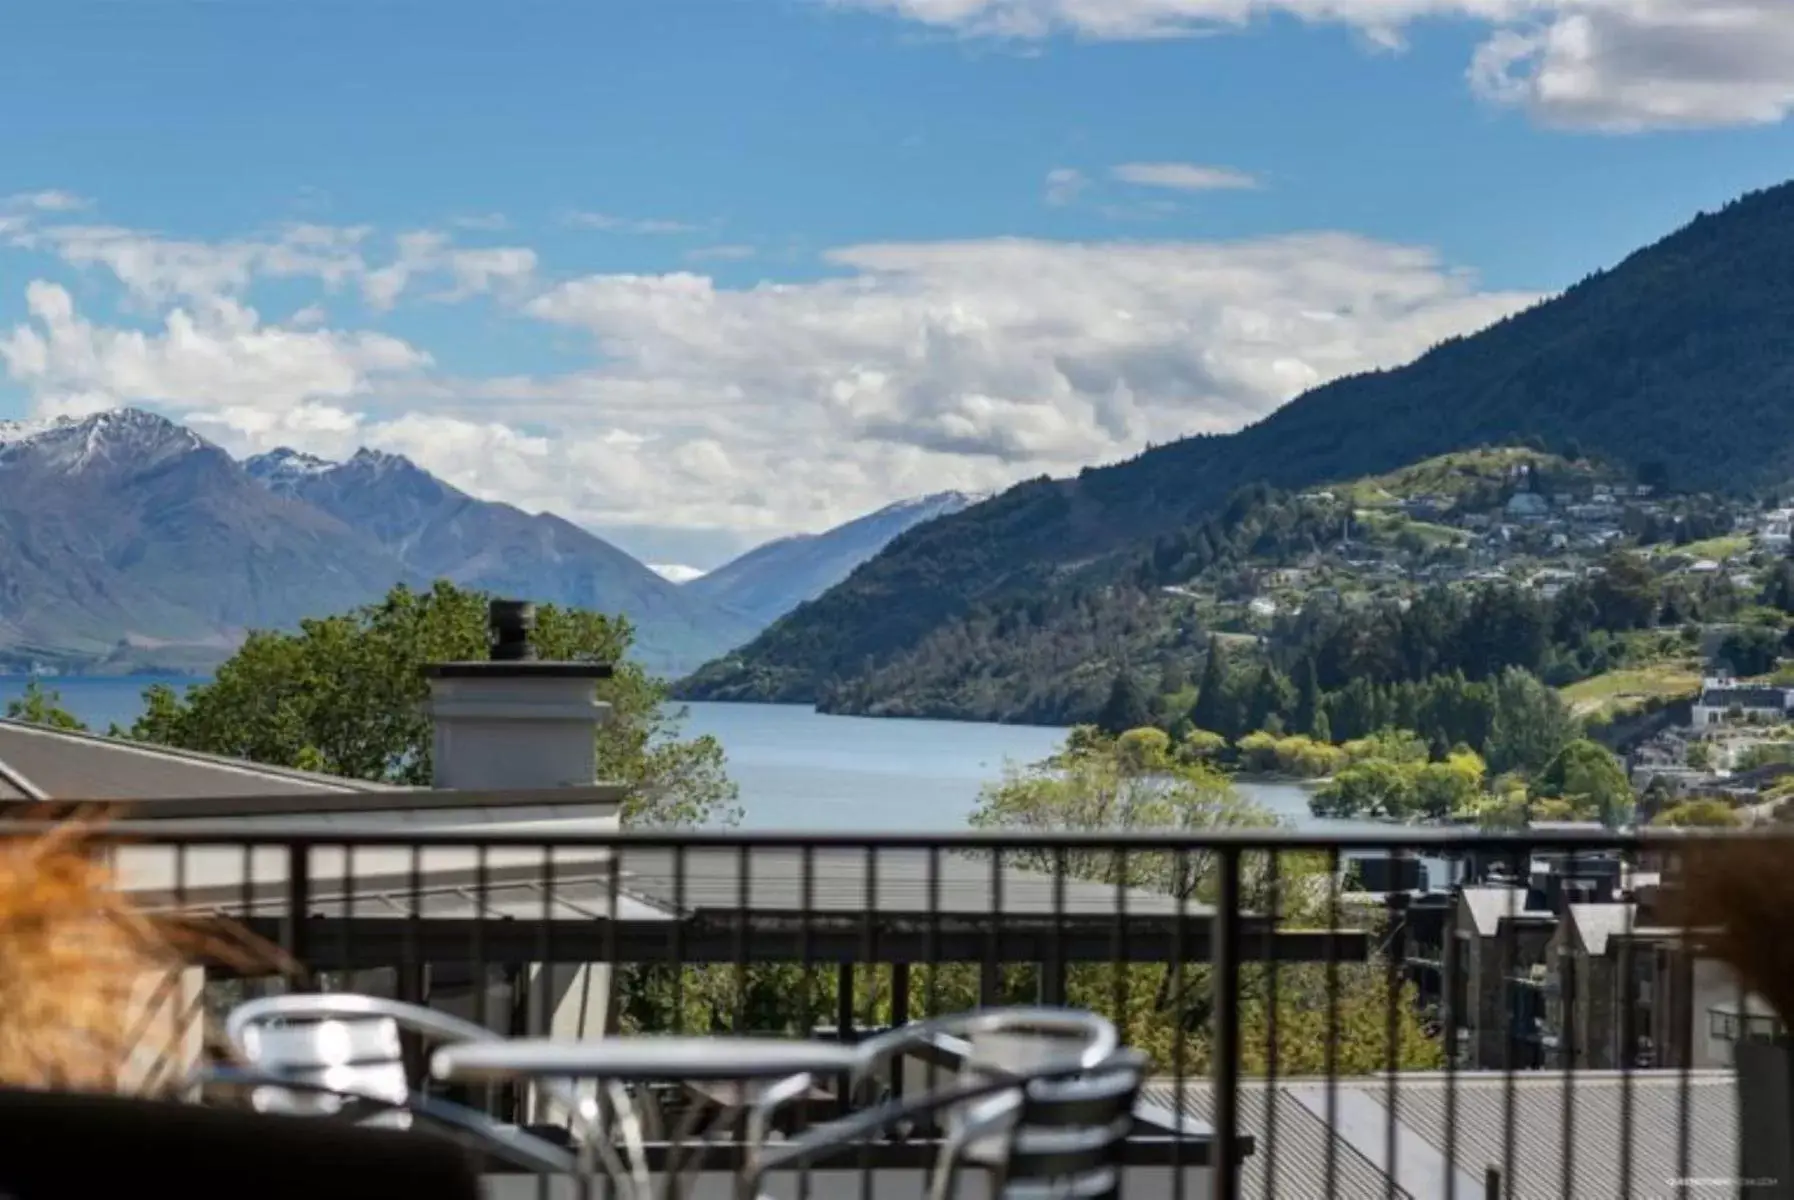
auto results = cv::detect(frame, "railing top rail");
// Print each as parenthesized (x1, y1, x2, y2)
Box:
(16, 819, 1770, 850)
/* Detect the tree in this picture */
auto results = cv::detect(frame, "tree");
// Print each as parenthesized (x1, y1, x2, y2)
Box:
(130, 582, 739, 828)
(1293, 658, 1320, 736)
(1188, 636, 1231, 738)
(1652, 797, 1741, 828)
(1536, 738, 1635, 828)
(6, 681, 86, 731)
(975, 733, 1441, 1073)
(1718, 626, 1782, 677)
(1414, 750, 1487, 821)
(1244, 663, 1290, 735)
(1096, 668, 1154, 736)
(1589, 552, 1660, 632)
(1486, 668, 1577, 776)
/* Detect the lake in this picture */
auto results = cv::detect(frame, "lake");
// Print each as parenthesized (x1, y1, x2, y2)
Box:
(0, 675, 1336, 832)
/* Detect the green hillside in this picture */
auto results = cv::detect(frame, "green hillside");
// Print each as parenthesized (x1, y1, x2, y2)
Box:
(681, 180, 1794, 712)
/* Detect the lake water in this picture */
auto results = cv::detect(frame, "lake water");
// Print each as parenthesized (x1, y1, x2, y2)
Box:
(0, 675, 1338, 833)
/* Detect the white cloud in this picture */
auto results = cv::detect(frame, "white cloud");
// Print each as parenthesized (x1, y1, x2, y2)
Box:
(1044, 167, 1090, 206)
(835, 0, 1794, 131)
(0, 281, 429, 418)
(4, 190, 90, 213)
(1112, 162, 1261, 191)
(565, 212, 703, 235)
(650, 563, 708, 583)
(0, 204, 1540, 544)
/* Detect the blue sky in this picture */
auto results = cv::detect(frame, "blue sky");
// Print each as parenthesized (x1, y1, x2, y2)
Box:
(4, 0, 1794, 569)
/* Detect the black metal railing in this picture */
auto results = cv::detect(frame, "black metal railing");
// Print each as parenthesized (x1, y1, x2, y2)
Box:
(87, 823, 1780, 1199)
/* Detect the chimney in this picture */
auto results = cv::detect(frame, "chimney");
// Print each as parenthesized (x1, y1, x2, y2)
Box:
(419, 600, 621, 1092)
(422, 599, 613, 790)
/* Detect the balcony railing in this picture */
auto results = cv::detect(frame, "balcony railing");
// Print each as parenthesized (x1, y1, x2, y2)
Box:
(54, 824, 1782, 1198)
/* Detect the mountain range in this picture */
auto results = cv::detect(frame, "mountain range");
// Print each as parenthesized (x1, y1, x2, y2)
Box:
(679, 179, 1794, 713)
(0, 413, 964, 677)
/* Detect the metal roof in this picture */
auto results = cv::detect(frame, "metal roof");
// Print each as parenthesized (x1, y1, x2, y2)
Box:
(0, 719, 398, 800)
(1460, 887, 1533, 938)
(605, 845, 1213, 920)
(1151, 1071, 1738, 1200)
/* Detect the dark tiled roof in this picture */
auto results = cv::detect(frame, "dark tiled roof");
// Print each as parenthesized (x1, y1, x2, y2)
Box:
(0, 719, 396, 801)
(1698, 686, 1788, 710)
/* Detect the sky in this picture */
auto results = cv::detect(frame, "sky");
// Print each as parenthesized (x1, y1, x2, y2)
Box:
(4, 1, 1794, 572)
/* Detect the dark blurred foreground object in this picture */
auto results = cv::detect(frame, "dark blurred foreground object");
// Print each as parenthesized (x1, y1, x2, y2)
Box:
(1668, 837, 1794, 1200)
(0, 1086, 480, 1200)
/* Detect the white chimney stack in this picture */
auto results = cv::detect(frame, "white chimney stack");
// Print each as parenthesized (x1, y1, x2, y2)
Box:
(420, 599, 621, 1092)
(423, 599, 612, 790)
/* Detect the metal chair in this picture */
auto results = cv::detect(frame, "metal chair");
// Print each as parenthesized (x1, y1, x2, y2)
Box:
(208, 992, 596, 1177)
(934, 1048, 1148, 1200)
(737, 1009, 1129, 1200)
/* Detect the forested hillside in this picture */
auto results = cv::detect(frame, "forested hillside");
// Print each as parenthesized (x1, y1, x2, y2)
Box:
(682, 181, 1794, 710)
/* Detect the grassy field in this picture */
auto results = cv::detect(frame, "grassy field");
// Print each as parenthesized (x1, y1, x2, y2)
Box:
(1562, 663, 1703, 717)
(1663, 535, 1753, 562)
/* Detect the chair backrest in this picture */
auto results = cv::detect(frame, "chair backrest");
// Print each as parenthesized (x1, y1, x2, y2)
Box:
(226, 993, 496, 1122)
(995, 1050, 1147, 1200)
(240, 1016, 411, 1117)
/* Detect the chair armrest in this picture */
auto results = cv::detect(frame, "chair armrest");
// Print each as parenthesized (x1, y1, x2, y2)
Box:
(741, 1074, 1029, 1191)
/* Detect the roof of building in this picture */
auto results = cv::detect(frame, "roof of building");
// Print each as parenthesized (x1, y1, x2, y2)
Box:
(608, 846, 1213, 919)
(0, 718, 400, 801)
(1697, 686, 1789, 710)
(1459, 886, 1533, 938)
(1564, 902, 1637, 957)
(1154, 1071, 1737, 1200)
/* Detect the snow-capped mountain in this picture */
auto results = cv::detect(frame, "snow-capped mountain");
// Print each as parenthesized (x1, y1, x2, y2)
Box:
(685, 490, 984, 628)
(0, 409, 406, 669)
(244, 445, 757, 676)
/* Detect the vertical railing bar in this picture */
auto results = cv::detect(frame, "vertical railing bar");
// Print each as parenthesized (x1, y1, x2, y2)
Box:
(1263, 847, 1283, 1200)
(1442, 850, 1461, 1200)
(1112, 845, 1128, 1050)
(341, 843, 355, 995)
(734, 843, 750, 1035)
(859, 842, 876, 1200)
(1499, 847, 1519, 1200)
(1384, 851, 1407, 1200)
(1213, 845, 1242, 1200)
(1169, 844, 1187, 1200)
(1323, 846, 1342, 1199)
(285, 841, 310, 992)
(1559, 846, 1577, 1200)
(1617, 842, 1635, 1200)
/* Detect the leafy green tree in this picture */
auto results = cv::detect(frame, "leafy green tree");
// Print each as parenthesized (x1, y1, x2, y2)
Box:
(1652, 797, 1741, 828)
(1096, 667, 1154, 736)
(975, 734, 1441, 1074)
(131, 582, 739, 828)
(6, 680, 86, 731)
(1486, 668, 1577, 775)
(1413, 750, 1487, 821)
(1313, 758, 1417, 820)
(1535, 738, 1635, 828)
(1178, 728, 1228, 763)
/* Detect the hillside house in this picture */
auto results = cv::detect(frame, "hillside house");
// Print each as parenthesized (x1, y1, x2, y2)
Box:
(1692, 679, 1794, 728)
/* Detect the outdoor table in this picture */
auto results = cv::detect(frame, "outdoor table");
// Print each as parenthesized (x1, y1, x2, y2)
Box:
(433, 1038, 871, 1199)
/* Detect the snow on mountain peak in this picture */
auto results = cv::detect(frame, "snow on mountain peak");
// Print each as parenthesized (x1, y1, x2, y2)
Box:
(245, 446, 339, 484)
(0, 407, 207, 472)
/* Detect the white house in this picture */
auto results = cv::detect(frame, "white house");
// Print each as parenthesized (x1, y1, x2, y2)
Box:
(1691, 677, 1794, 728)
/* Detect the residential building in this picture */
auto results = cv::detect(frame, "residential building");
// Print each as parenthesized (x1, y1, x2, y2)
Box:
(1692, 678, 1794, 727)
